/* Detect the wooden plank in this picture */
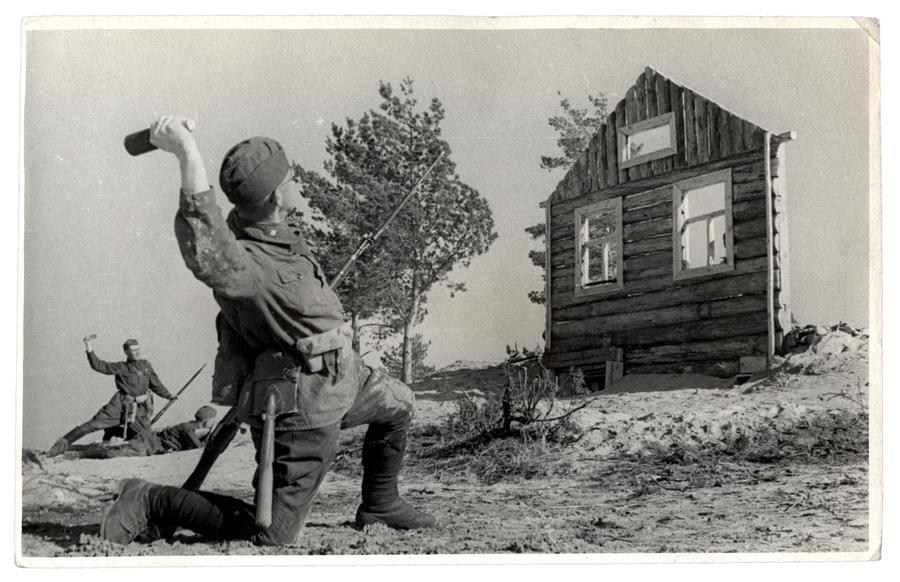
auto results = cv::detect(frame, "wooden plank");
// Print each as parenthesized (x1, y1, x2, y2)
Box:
(668, 80, 686, 170)
(720, 110, 733, 158)
(707, 101, 721, 162)
(615, 100, 629, 183)
(694, 94, 709, 164)
(734, 236, 769, 259)
(577, 150, 590, 195)
(624, 87, 640, 182)
(625, 217, 672, 242)
(626, 336, 768, 365)
(550, 256, 770, 310)
(625, 183, 671, 210)
(751, 127, 765, 150)
(634, 74, 646, 122)
(623, 200, 671, 224)
(655, 74, 672, 173)
(731, 111, 745, 154)
(605, 113, 619, 187)
(646, 69, 658, 118)
(551, 310, 769, 351)
(625, 250, 672, 273)
(732, 159, 766, 184)
(586, 136, 598, 193)
(544, 203, 553, 351)
(734, 218, 767, 240)
(624, 235, 671, 256)
(624, 360, 740, 378)
(733, 180, 766, 203)
(733, 199, 768, 223)
(682, 88, 697, 167)
(550, 294, 768, 341)
(742, 120, 757, 151)
(597, 124, 608, 189)
(645, 70, 660, 175)
(544, 346, 623, 368)
(772, 140, 792, 336)
(553, 271, 767, 322)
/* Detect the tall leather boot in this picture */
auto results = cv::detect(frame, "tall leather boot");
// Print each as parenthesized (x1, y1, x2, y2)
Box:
(46, 424, 95, 457)
(100, 478, 256, 545)
(355, 420, 436, 530)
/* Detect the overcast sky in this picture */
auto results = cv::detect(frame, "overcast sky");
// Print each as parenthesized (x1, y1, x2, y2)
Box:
(20, 21, 873, 449)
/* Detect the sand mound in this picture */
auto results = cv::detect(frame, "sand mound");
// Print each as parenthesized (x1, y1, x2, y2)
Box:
(783, 328, 868, 375)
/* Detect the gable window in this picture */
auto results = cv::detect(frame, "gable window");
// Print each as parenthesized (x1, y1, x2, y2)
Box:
(574, 198, 623, 295)
(672, 169, 734, 280)
(618, 112, 677, 169)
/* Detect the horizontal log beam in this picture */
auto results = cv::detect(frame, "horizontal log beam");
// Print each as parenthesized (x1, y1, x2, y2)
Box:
(551, 255, 769, 309)
(553, 271, 767, 322)
(551, 294, 767, 340)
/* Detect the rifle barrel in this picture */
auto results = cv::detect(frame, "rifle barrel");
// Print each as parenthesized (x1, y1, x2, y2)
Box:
(329, 151, 446, 288)
(151, 362, 207, 425)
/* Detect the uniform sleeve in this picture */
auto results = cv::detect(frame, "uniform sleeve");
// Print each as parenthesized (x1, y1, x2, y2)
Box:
(146, 362, 175, 399)
(183, 427, 204, 450)
(86, 351, 125, 375)
(174, 188, 262, 299)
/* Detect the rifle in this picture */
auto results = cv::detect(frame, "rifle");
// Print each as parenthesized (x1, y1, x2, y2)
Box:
(183, 151, 446, 492)
(150, 363, 207, 425)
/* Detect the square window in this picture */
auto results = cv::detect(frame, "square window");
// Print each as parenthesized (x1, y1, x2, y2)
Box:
(618, 112, 677, 169)
(574, 198, 623, 295)
(672, 169, 734, 280)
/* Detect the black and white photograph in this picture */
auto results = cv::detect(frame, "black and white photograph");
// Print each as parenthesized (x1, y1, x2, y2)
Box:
(15, 15, 881, 565)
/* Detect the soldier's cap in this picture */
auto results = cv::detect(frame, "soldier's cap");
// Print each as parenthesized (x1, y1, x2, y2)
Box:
(195, 406, 217, 422)
(219, 137, 289, 207)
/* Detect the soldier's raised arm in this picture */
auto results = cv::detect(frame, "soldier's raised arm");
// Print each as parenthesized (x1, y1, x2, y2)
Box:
(149, 116, 261, 299)
(85, 348, 125, 376)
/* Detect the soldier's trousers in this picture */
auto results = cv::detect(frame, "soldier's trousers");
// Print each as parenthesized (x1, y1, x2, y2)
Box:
(61, 393, 152, 445)
(138, 361, 415, 545)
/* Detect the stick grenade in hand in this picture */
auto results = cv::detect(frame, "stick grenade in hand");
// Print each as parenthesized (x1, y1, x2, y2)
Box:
(255, 390, 279, 528)
(150, 363, 207, 426)
(184, 151, 446, 492)
(124, 119, 197, 156)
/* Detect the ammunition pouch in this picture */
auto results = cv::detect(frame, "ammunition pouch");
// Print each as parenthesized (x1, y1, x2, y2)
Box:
(239, 325, 352, 420)
(294, 325, 351, 376)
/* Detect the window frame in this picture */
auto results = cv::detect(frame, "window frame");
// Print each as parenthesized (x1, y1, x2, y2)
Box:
(617, 112, 678, 170)
(671, 168, 735, 281)
(574, 197, 624, 296)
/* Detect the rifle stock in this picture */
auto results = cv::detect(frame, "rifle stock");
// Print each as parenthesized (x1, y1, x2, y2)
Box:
(182, 406, 241, 490)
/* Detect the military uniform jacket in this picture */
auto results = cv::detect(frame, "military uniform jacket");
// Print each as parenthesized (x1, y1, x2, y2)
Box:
(174, 188, 359, 430)
(156, 421, 204, 452)
(87, 351, 174, 399)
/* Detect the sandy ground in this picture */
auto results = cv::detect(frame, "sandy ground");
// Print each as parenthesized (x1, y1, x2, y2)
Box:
(20, 331, 872, 558)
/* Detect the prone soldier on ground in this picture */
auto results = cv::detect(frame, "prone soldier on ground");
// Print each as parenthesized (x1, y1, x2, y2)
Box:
(63, 406, 219, 459)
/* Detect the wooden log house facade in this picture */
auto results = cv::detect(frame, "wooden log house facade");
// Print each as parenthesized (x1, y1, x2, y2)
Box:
(541, 67, 794, 385)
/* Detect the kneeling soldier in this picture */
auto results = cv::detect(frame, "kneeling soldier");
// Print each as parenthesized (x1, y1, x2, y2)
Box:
(100, 117, 435, 546)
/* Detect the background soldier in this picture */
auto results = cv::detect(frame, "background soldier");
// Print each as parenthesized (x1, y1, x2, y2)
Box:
(46, 336, 177, 457)
(99, 116, 435, 546)
(64, 406, 219, 460)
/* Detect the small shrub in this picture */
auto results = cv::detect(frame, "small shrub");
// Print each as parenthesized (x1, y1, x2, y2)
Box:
(417, 348, 594, 483)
